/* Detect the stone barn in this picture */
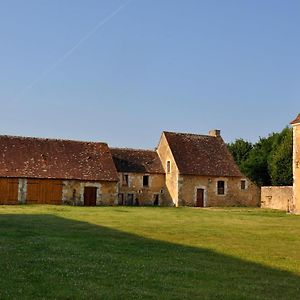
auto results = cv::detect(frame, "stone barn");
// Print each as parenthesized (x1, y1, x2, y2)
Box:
(111, 148, 171, 206)
(156, 130, 260, 207)
(0, 136, 118, 206)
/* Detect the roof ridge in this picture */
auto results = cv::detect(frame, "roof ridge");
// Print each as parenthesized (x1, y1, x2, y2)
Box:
(163, 131, 215, 138)
(0, 135, 107, 145)
(110, 147, 156, 152)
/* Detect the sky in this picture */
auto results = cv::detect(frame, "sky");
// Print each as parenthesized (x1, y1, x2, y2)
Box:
(0, 0, 299, 149)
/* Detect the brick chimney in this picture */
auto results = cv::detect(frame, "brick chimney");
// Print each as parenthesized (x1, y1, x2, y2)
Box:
(209, 129, 221, 137)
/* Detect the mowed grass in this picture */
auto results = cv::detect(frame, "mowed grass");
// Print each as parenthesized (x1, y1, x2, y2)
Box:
(0, 206, 299, 299)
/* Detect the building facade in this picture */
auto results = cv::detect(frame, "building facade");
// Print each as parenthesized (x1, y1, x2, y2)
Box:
(291, 114, 300, 213)
(157, 130, 260, 207)
(0, 129, 260, 207)
(111, 148, 172, 206)
(0, 136, 118, 206)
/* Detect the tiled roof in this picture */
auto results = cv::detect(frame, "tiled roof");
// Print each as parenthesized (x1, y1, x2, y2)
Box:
(111, 148, 165, 174)
(290, 114, 300, 125)
(0, 135, 118, 181)
(163, 131, 243, 177)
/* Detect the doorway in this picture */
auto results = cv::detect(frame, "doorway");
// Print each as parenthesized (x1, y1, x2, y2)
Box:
(196, 188, 204, 207)
(84, 187, 97, 206)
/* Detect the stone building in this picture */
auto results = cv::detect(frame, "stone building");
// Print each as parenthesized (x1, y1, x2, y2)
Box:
(111, 148, 171, 206)
(291, 113, 300, 213)
(0, 136, 118, 205)
(0, 129, 260, 207)
(156, 130, 260, 207)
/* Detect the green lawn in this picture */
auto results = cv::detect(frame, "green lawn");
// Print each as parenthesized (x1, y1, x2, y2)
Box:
(0, 206, 299, 299)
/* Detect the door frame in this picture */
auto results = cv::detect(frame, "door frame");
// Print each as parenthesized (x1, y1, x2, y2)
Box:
(194, 185, 207, 207)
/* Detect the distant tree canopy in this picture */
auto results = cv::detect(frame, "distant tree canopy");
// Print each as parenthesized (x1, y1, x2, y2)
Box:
(227, 127, 293, 187)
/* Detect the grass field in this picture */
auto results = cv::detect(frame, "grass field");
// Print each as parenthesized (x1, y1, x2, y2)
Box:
(0, 206, 299, 299)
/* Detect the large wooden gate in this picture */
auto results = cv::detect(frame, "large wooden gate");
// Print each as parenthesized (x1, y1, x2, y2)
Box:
(0, 178, 18, 205)
(27, 179, 63, 205)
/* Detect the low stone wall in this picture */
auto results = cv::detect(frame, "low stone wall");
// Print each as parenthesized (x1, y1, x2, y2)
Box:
(261, 186, 293, 211)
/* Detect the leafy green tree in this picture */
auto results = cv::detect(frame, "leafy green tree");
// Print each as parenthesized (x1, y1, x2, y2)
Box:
(227, 139, 253, 166)
(268, 127, 293, 186)
(227, 127, 293, 187)
(240, 135, 276, 186)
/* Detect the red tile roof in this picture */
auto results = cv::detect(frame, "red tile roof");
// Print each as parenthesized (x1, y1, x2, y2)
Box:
(111, 148, 165, 174)
(290, 114, 300, 125)
(0, 136, 118, 181)
(163, 131, 243, 177)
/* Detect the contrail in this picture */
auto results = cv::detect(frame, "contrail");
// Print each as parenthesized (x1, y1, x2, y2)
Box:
(12, 0, 133, 100)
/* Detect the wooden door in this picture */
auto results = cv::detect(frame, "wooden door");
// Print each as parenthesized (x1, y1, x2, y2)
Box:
(196, 188, 204, 207)
(0, 178, 19, 205)
(27, 179, 62, 204)
(84, 187, 97, 206)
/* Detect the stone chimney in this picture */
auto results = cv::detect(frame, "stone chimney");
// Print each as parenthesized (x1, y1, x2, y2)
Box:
(209, 129, 221, 137)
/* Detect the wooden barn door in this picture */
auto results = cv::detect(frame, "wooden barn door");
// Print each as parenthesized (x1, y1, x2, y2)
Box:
(84, 187, 97, 206)
(0, 178, 19, 205)
(27, 179, 62, 204)
(196, 188, 204, 207)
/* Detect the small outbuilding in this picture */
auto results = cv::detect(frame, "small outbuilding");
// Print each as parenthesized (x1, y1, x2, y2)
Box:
(0, 135, 118, 206)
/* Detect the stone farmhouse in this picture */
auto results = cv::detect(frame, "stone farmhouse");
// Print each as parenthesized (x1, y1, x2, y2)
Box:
(0, 130, 260, 207)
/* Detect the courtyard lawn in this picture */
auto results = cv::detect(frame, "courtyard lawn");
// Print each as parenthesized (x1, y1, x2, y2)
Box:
(0, 206, 299, 299)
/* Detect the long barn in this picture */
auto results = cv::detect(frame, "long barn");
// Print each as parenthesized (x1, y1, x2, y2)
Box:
(0, 136, 118, 206)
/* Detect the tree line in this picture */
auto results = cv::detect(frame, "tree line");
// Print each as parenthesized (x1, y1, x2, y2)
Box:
(227, 127, 293, 187)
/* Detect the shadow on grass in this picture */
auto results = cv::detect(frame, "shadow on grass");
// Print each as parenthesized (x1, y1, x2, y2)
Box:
(0, 214, 299, 300)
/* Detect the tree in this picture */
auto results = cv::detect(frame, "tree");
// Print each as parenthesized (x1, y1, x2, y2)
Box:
(268, 127, 293, 186)
(227, 139, 253, 167)
(227, 127, 293, 187)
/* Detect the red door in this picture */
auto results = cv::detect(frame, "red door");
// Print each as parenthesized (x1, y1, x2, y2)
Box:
(196, 189, 204, 207)
(84, 187, 97, 206)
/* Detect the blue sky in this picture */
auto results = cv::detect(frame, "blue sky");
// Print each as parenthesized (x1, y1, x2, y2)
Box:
(0, 0, 299, 148)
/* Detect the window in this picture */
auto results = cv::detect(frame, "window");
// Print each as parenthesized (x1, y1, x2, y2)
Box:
(217, 181, 225, 195)
(143, 175, 149, 187)
(241, 180, 246, 190)
(122, 174, 129, 186)
(167, 161, 171, 173)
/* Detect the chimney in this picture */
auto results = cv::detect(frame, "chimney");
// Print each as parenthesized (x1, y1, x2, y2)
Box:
(209, 129, 221, 137)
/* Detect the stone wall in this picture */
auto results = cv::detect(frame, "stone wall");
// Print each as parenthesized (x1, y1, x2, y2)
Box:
(156, 133, 179, 206)
(292, 123, 300, 213)
(62, 180, 117, 206)
(261, 186, 293, 211)
(178, 175, 260, 207)
(18, 178, 27, 204)
(117, 172, 172, 206)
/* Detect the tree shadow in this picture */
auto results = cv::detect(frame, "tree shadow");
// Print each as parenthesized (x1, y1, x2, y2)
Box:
(0, 214, 299, 300)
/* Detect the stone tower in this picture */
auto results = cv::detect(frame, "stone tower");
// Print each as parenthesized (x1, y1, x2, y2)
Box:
(291, 114, 300, 214)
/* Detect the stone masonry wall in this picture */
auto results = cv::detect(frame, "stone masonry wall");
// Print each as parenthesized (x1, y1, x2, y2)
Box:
(156, 133, 179, 206)
(117, 172, 172, 206)
(293, 123, 300, 213)
(261, 186, 293, 211)
(62, 180, 117, 206)
(178, 175, 260, 207)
